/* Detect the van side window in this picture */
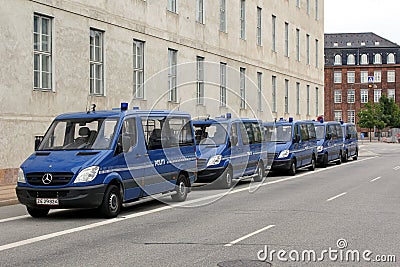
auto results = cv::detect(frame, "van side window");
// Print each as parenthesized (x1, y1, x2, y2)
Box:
(168, 118, 195, 147)
(230, 123, 239, 146)
(327, 124, 337, 139)
(239, 123, 250, 145)
(122, 118, 137, 149)
(335, 125, 343, 139)
(244, 122, 255, 144)
(294, 124, 300, 141)
(307, 123, 316, 140)
(299, 124, 309, 141)
(142, 117, 164, 150)
(251, 122, 264, 143)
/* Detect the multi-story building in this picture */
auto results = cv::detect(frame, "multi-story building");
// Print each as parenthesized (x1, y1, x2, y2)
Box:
(0, 0, 324, 182)
(324, 32, 400, 134)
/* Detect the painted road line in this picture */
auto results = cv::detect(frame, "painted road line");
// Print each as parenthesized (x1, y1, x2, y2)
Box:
(0, 215, 30, 224)
(370, 176, 382, 182)
(224, 225, 275, 247)
(326, 192, 347, 202)
(0, 156, 378, 252)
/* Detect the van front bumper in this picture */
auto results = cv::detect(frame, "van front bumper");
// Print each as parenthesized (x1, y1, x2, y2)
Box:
(196, 167, 226, 182)
(16, 184, 107, 209)
(271, 159, 292, 170)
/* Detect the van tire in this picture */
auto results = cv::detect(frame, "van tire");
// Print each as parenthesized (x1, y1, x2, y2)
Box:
(220, 167, 233, 189)
(253, 162, 265, 182)
(288, 160, 296, 176)
(321, 154, 328, 168)
(171, 174, 188, 202)
(342, 150, 348, 162)
(27, 207, 49, 218)
(353, 149, 358, 160)
(99, 184, 122, 218)
(308, 156, 316, 171)
(336, 152, 342, 165)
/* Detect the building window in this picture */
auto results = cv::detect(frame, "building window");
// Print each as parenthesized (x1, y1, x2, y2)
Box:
(167, 0, 177, 13)
(307, 0, 310, 14)
(334, 110, 342, 122)
(256, 7, 262, 46)
(315, 87, 319, 116)
(360, 71, 368, 83)
(220, 0, 226, 32)
(334, 54, 342, 65)
(306, 34, 310, 65)
(240, 68, 246, 109)
(387, 53, 395, 64)
(296, 82, 300, 114)
(388, 89, 395, 100)
(257, 72, 262, 111)
(196, 56, 205, 105)
(220, 62, 227, 106)
(90, 29, 104, 95)
(240, 0, 246, 39)
(284, 22, 289, 57)
(272, 76, 277, 112)
(168, 49, 178, 102)
(387, 70, 395, 82)
(307, 85, 310, 115)
(374, 54, 382, 64)
(296, 0, 300, 7)
(347, 54, 355, 65)
(374, 70, 381, 83)
(196, 0, 205, 23)
(272, 15, 276, 52)
(374, 89, 382, 102)
(34, 14, 52, 91)
(347, 71, 355, 83)
(347, 110, 355, 123)
(296, 29, 300, 61)
(315, 39, 319, 68)
(315, 0, 319, 20)
(334, 71, 342, 83)
(285, 79, 289, 113)
(361, 89, 368, 103)
(334, 90, 342, 103)
(133, 40, 144, 99)
(347, 89, 355, 103)
(360, 54, 368, 65)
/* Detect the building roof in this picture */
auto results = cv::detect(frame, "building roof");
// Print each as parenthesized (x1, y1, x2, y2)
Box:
(324, 32, 399, 49)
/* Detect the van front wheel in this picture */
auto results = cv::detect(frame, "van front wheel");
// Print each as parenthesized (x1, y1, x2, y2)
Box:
(171, 174, 188, 202)
(253, 162, 265, 182)
(99, 185, 122, 218)
(288, 160, 296, 176)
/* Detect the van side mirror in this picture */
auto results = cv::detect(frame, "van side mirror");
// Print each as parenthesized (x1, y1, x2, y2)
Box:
(34, 136, 43, 151)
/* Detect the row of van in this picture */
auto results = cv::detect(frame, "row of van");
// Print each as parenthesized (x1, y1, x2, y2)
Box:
(16, 104, 358, 218)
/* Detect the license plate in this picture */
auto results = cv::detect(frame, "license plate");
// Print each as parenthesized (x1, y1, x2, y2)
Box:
(36, 198, 59, 206)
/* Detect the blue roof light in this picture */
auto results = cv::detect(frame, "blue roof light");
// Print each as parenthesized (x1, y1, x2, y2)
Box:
(121, 102, 128, 111)
(226, 113, 232, 119)
(288, 117, 293, 123)
(133, 106, 140, 110)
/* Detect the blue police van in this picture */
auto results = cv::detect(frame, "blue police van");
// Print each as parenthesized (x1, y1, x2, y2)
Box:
(264, 119, 317, 175)
(16, 104, 197, 218)
(193, 115, 267, 188)
(313, 120, 344, 167)
(341, 123, 359, 162)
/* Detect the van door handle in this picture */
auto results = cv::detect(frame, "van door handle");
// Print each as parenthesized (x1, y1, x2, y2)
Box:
(135, 154, 141, 158)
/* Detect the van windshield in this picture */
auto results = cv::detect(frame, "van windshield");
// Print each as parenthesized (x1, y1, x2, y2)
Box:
(265, 125, 292, 142)
(38, 118, 119, 150)
(194, 123, 228, 146)
(315, 125, 325, 140)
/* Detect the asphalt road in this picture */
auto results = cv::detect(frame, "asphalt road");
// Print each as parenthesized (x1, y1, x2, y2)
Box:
(0, 142, 399, 266)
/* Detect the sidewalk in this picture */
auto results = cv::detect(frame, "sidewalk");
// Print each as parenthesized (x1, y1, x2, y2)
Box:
(0, 184, 18, 207)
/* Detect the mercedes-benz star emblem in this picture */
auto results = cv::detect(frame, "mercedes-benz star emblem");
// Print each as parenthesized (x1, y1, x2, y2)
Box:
(42, 173, 53, 185)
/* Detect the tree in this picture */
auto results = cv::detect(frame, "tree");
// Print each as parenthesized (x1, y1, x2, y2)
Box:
(378, 95, 400, 128)
(358, 102, 381, 142)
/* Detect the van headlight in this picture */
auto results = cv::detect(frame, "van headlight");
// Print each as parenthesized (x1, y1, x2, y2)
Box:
(17, 168, 26, 183)
(317, 146, 323, 152)
(74, 166, 99, 183)
(278, 150, 290, 159)
(207, 155, 222, 166)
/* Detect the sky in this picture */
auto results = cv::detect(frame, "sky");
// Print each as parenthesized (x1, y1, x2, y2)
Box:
(324, 0, 400, 45)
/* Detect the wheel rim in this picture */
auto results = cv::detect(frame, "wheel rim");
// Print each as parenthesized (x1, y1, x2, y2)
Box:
(178, 181, 185, 196)
(226, 171, 232, 186)
(291, 162, 295, 173)
(109, 193, 119, 212)
(258, 164, 263, 178)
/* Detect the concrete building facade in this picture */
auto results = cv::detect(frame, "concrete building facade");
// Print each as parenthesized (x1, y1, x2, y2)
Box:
(0, 0, 324, 181)
(324, 33, 400, 134)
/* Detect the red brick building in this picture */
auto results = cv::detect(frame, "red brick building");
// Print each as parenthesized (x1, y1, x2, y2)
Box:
(324, 33, 400, 134)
